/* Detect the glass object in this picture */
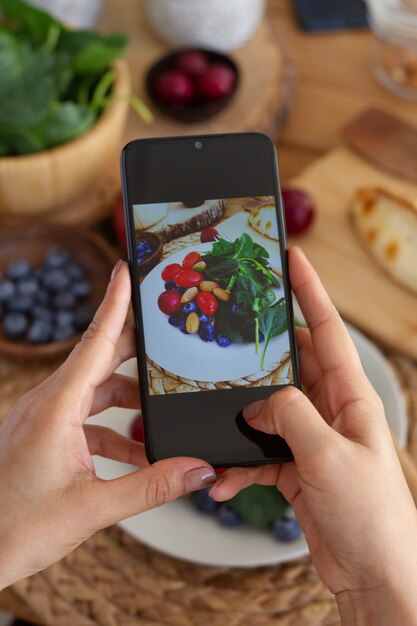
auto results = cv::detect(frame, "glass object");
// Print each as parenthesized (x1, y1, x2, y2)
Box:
(27, 0, 102, 29)
(366, 0, 417, 100)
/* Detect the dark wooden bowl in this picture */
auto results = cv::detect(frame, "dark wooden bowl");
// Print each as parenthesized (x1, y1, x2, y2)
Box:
(0, 225, 118, 359)
(135, 232, 163, 276)
(145, 48, 239, 123)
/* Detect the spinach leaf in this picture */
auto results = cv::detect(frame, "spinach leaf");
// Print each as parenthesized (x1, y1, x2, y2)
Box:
(258, 298, 288, 369)
(214, 304, 249, 344)
(39, 102, 95, 147)
(203, 256, 239, 281)
(229, 485, 289, 528)
(0, 0, 60, 46)
(61, 32, 128, 75)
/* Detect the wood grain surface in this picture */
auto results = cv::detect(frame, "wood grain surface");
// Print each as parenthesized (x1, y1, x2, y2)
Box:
(289, 146, 417, 358)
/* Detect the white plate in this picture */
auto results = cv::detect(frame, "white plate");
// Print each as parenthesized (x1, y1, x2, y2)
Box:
(141, 242, 290, 383)
(89, 323, 407, 568)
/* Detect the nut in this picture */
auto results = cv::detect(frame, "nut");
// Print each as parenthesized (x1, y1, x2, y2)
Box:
(200, 281, 218, 292)
(193, 261, 206, 270)
(181, 287, 198, 303)
(186, 312, 199, 334)
(213, 287, 229, 302)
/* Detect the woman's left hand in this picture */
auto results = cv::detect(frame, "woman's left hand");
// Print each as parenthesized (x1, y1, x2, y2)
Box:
(0, 260, 216, 589)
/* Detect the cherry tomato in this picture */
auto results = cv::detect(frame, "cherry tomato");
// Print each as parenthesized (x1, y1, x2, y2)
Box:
(161, 263, 182, 281)
(130, 413, 144, 443)
(281, 186, 315, 235)
(182, 251, 202, 269)
(196, 291, 218, 315)
(158, 290, 181, 315)
(174, 270, 203, 288)
(200, 227, 219, 243)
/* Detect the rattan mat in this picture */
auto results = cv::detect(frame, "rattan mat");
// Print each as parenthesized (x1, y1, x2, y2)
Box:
(1, 345, 416, 625)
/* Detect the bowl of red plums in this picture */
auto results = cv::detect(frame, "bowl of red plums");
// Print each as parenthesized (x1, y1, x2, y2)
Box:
(146, 48, 239, 122)
(0, 225, 118, 358)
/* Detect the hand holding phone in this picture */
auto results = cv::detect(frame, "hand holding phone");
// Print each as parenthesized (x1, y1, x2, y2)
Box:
(121, 133, 300, 467)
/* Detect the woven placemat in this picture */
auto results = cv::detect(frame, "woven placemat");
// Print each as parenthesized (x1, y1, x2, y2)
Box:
(0, 349, 414, 626)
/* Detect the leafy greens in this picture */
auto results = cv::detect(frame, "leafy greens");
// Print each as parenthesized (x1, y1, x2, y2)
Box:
(0, 0, 145, 156)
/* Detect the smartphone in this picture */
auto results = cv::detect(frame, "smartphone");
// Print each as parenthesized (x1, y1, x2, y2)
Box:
(121, 133, 300, 468)
(293, 0, 368, 32)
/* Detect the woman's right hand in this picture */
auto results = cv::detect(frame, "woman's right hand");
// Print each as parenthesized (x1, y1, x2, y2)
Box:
(210, 247, 417, 625)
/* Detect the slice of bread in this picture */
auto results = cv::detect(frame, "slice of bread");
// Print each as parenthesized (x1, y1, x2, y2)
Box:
(351, 187, 417, 294)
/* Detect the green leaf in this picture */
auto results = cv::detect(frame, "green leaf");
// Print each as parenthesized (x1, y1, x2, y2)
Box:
(0, 0, 60, 46)
(39, 101, 96, 148)
(203, 257, 239, 281)
(258, 298, 288, 369)
(0, 31, 55, 127)
(214, 303, 249, 344)
(58, 31, 128, 75)
(229, 485, 289, 528)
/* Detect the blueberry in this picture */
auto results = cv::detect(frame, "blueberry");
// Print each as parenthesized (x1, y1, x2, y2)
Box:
(216, 334, 231, 348)
(27, 319, 52, 344)
(3, 312, 28, 339)
(55, 310, 74, 327)
(42, 268, 70, 293)
(74, 304, 96, 330)
(199, 324, 214, 342)
(52, 292, 76, 310)
(72, 280, 92, 299)
(33, 306, 54, 322)
(191, 487, 218, 514)
(178, 318, 188, 334)
(66, 263, 85, 281)
(44, 247, 70, 269)
(164, 280, 176, 290)
(17, 277, 38, 298)
(168, 313, 183, 327)
(35, 289, 49, 306)
(198, 313, 210, 324)
(7, 259, 31, 281)
(52, 325, 76, 342)
(182, 302, 197, 314)
(8, 296, 33, 313)
(0, 279, 16, 303)
(217, 504, 242, 527)
(272, 517, 302, 542)
(231, 303, 240, 314)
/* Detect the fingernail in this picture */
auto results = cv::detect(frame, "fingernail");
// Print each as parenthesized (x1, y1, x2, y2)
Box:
(292, 245, 306, 259)
(184, 466, 216, 493)
(111, 260, 124, 281)
(209, 477, 223, 497)
(243, 400, 263, 420)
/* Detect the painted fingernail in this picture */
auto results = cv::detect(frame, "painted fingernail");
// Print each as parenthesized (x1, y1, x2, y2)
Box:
(111, 260, 124, 281)
(184, 466, 216, 493)
(243, 400, 263, 420)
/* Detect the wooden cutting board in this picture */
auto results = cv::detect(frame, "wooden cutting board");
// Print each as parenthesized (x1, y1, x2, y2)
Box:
(288, 146, 417, 359)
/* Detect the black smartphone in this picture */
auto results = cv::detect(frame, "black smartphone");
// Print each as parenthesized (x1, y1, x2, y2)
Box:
(121, 133, 300, 468)
(293, 0, 368, 32)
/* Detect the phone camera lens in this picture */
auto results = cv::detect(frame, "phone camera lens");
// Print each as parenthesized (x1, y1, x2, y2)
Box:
(194, 141, 203, 150)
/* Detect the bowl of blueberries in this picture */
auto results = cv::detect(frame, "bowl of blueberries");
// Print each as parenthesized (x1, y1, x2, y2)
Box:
(0, 225, 118, 358)
(136, 232, 162, 275)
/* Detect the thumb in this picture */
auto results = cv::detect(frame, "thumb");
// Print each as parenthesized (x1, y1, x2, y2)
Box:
(243, 386, 337, 460)
(94, 458, 216, 527)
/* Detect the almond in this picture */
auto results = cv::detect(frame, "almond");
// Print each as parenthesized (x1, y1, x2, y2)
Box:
(193, 260, 206, 270)
(200, 280, 218, 292)
(181, 287, 198, 303)
(186, 312, 199, 334)
(213, 287, 229, 302)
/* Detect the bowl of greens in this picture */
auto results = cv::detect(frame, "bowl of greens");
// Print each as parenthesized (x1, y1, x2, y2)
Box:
(0, 0, 137, 217)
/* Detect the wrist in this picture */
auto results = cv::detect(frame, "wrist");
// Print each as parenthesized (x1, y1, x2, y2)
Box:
(336, 580, 417, 626)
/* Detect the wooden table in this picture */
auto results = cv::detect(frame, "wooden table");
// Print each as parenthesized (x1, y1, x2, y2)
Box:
(1, 0, 416, 621)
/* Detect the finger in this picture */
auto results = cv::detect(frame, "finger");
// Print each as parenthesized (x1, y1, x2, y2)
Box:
(94, 458, 216, 527)
(62, 261, 131, 392)
(89, 374, 140, 416)
(295, 326, 321, 393)
(289, 247, 363, 382)
(210, 462, 300, 506)
(108, 323, 137, 374)
(243, 385, 337, 461)
(84, 425, 148, 467)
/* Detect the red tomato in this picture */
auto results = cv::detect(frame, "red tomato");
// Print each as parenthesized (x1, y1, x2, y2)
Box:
(182, 251, 202, 269)
(161, 263, 182, 282)
(174, 270, 203, 288)
(196, 291, 218, 315)
(130, 413, 144, 443)
(158, 290, 181, 315)
(200, 227, 219, 243)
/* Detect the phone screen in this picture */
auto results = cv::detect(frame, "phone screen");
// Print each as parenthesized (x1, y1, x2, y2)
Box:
(122, 134, 299, 466)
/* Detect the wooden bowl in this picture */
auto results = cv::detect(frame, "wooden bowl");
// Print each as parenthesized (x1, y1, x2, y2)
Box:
(145, 49, 239, 122)
(135, 232, 163, 275)
(0, 60, 130, 218)
(0, 225, 118, 359)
